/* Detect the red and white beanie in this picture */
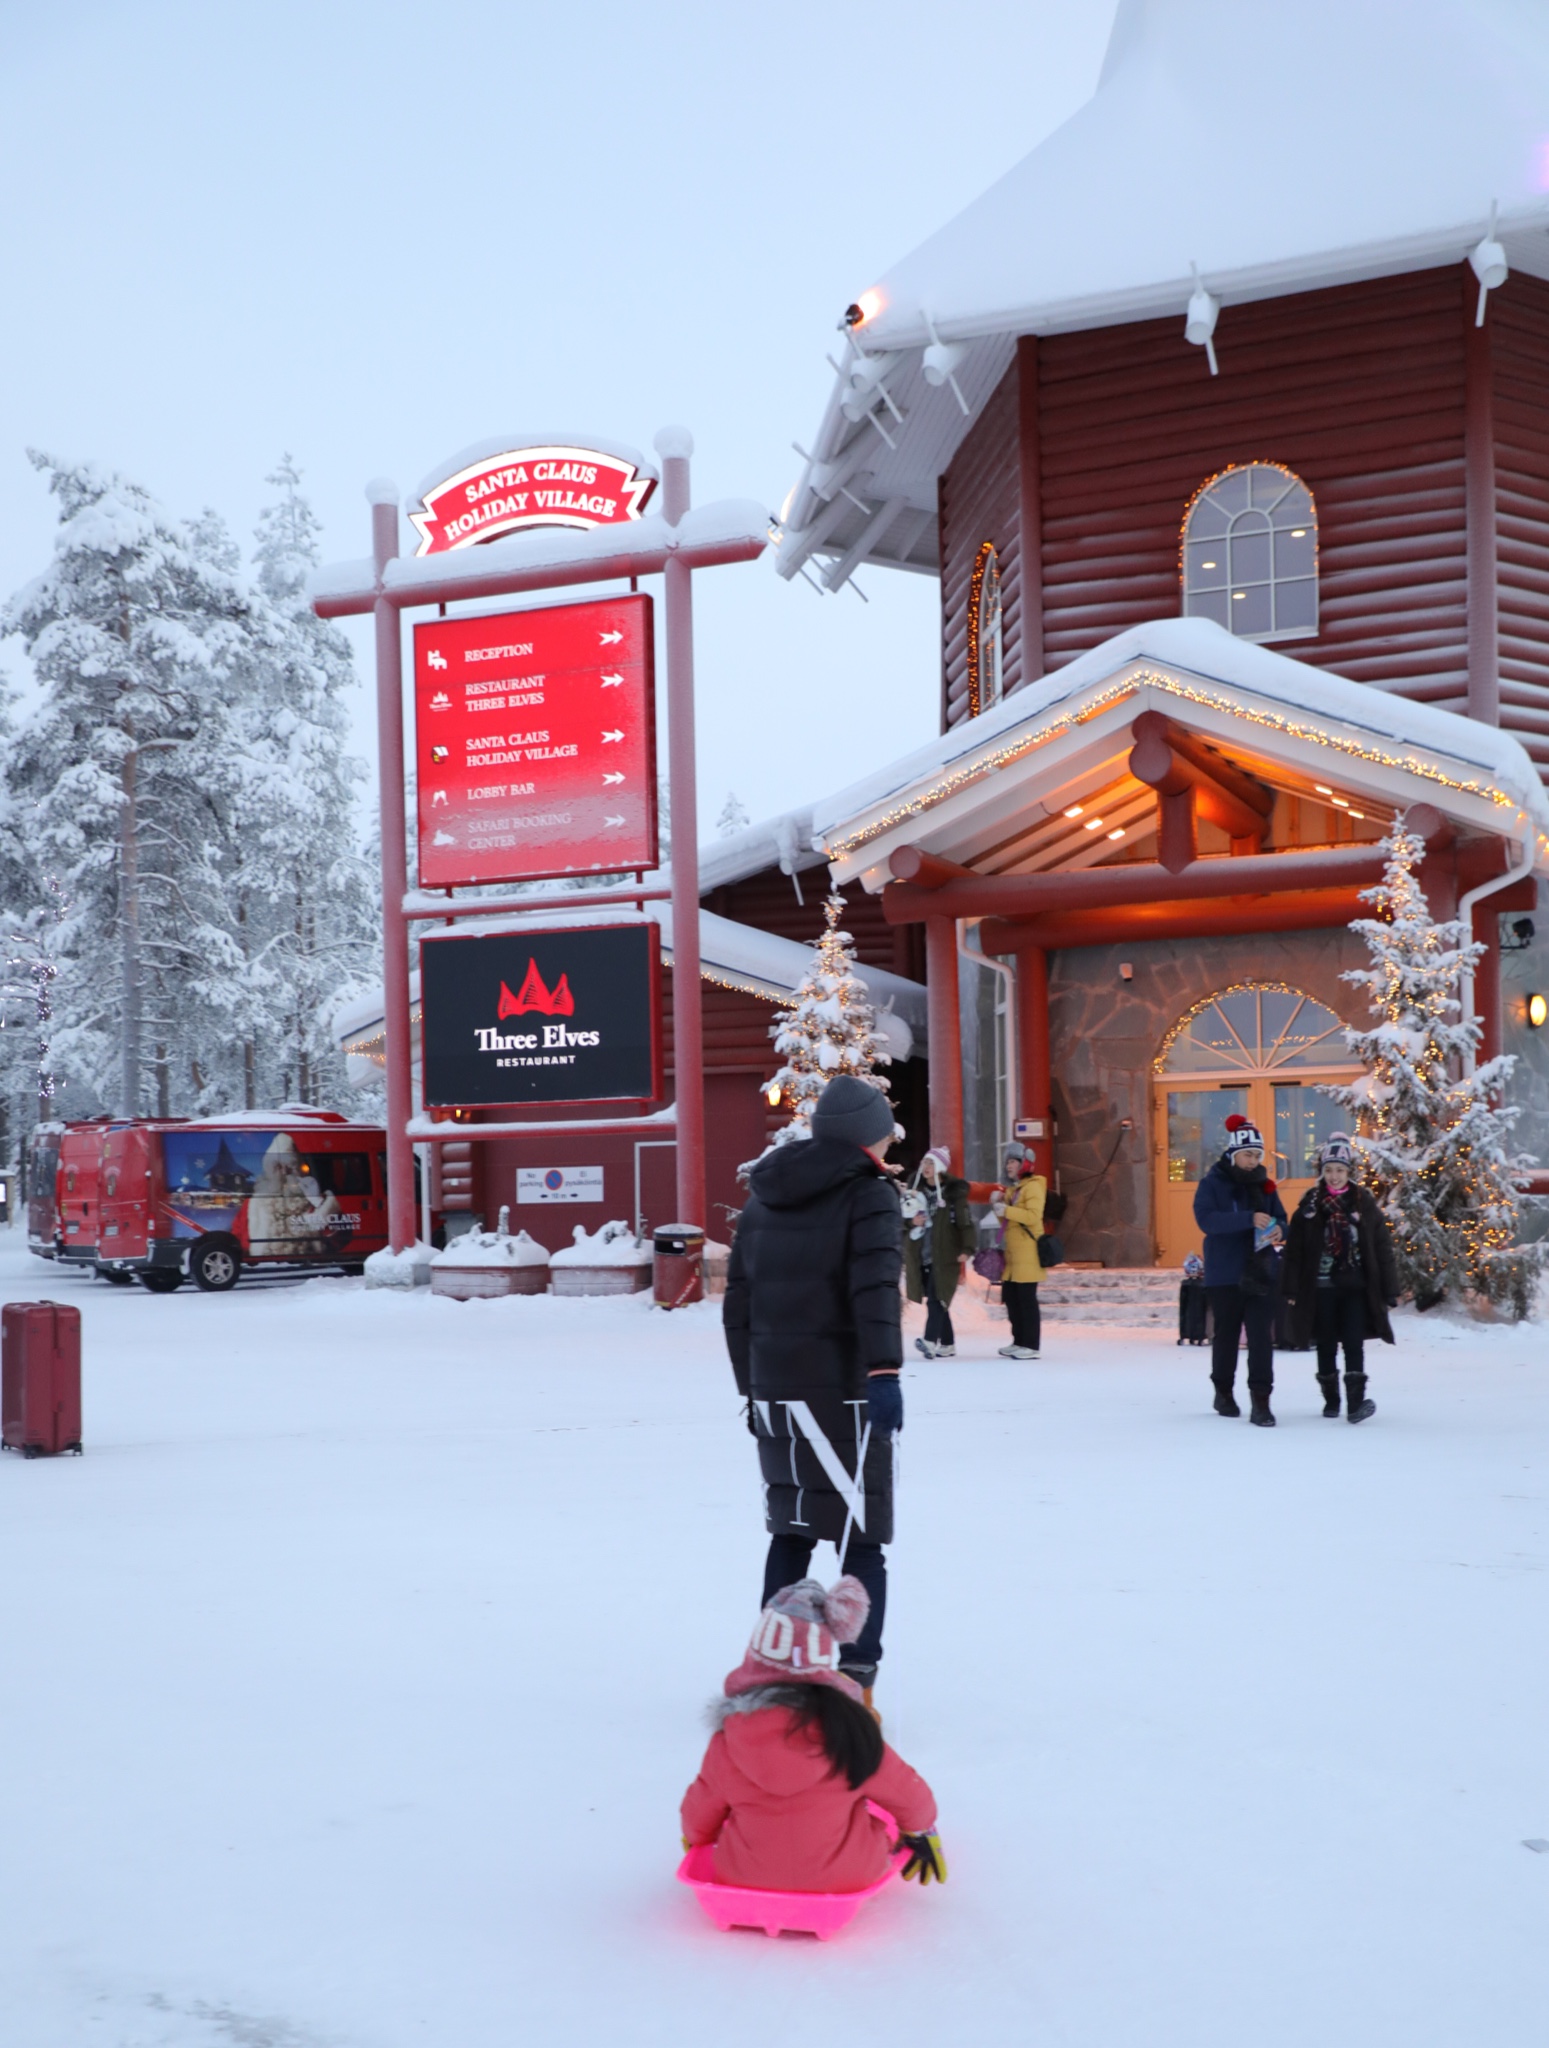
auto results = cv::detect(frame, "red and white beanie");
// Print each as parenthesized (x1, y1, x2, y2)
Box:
(724, 1577, 871, 1704)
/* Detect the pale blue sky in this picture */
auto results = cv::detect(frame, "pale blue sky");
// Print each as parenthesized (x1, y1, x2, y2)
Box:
(0, 0, 1115, 832)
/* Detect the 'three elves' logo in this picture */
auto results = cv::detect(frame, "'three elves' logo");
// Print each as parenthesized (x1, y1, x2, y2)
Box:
(476, 960, 599, 1053)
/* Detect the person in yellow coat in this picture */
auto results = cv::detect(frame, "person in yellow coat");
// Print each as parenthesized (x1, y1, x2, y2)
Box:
(994, 1142, 1047, 1360)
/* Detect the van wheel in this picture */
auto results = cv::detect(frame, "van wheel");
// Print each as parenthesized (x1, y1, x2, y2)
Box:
(139, 1269, 183, 1294)
(190, 1241, 241, 1292)
(98, 1267, 134, 1286)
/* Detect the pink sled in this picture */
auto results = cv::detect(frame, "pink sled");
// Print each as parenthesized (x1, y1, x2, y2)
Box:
(677, 1803, 909, 1940)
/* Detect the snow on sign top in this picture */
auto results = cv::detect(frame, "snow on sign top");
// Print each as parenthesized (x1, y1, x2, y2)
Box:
(409, 435, 658, 555)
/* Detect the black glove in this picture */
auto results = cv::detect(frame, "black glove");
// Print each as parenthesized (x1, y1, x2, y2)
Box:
(866, 1373, 903, 1435)
(898, 1830, 947, 1885)
(744, 1397, 758, 1437)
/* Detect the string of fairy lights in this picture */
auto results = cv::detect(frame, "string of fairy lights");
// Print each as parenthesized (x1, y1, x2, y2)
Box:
(822, 666, 1539, 867)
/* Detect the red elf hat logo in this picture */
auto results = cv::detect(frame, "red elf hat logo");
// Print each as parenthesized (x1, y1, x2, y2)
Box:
(498, 960, 576, 1019)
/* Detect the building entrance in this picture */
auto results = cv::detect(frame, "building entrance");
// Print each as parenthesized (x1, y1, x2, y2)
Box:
(1151, 985, 1360, 1267)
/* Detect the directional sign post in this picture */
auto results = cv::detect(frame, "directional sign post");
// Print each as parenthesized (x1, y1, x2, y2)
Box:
(413, 594, 656, 888)
(311, 431, 768, 1256)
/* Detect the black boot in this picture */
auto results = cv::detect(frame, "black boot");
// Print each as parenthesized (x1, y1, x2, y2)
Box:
(1317, 1372, 1341, 1418)
(1249, 1394, 1276, 1427)
(1212, 1381, 1241, 1417)
(1344, 1373, 1376, 1423)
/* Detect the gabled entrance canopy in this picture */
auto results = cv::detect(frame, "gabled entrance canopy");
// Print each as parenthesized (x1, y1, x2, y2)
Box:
(816, 619, 1549, 939)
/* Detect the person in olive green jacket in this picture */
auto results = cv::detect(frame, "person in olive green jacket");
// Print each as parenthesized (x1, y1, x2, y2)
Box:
(995, 1141, 1047, 1360)
(902, 1146, 977, 1357)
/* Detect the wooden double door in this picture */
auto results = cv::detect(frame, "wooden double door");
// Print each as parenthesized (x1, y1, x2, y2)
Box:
(1153, 1074, 1355, 1269)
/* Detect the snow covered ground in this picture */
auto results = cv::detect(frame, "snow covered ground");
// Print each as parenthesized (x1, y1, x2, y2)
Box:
(1, 1230, 1546, 2048)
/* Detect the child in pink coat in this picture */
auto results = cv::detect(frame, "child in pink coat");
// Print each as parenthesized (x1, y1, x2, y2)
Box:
(681, 1576, 945, 1894)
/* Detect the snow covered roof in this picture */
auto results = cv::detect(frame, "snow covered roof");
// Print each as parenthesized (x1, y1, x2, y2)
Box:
(780, 0, 1549, 584)
(809, 617, 1549, 886)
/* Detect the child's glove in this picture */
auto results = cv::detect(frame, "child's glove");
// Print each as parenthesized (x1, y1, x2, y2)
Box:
(898, 1830, 948, 1885)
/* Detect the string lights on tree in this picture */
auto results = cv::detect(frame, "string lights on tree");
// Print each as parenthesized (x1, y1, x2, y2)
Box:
(1323, 816, 1546, 1319)
(755, 892, 895, 1152)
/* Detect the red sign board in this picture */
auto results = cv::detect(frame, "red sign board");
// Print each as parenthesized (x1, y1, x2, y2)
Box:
(413, 595, 657, 889)
(409, 443, 656, 555)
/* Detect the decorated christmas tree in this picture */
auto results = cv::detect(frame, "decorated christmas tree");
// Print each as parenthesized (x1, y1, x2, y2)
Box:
(1324, 816, 1545, 1319)
(760, 893, 894, 1149)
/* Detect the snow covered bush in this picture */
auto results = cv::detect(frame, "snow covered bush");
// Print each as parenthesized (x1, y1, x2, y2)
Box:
(1324, 815, 1546, 1319)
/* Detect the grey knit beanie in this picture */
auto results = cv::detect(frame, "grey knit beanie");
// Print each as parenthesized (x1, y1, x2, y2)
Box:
(810, 1074, 895, 1148)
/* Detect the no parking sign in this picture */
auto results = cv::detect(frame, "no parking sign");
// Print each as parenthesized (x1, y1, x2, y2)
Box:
(518, 1166, 604, 1205)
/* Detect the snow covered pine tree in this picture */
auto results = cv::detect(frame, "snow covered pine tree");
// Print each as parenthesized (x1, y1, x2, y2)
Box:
(228, 457, 377, 1109)
(759, 893, 895, 1151)
(716, 791, 750, 838)
(3, 454, 252, 1116)
(1324, 814, 1546, 1320)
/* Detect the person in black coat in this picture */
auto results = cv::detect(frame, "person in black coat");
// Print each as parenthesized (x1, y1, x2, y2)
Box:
(723, 1074, 903, 1696)
(1281, 1131, 1397, 1424)
(1191, 1115, 1288, 1426)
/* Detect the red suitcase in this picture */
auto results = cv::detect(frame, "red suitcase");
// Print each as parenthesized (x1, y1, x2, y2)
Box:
(1, 1301, 83, 1458)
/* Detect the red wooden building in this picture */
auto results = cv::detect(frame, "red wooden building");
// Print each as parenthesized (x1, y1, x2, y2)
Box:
(767, 0, 1549, 1263)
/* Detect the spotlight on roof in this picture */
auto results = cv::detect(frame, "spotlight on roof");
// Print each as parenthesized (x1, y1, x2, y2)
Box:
(1503, 917, 1536, 954)
(843, 303, 865, 328)
(1186, 265, 1219, 376)
(1470, 205, 1509, 325)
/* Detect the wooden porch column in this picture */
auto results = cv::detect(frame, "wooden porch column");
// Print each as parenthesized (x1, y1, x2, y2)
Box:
(1472, 900, 1503, 1065)
(925, 915, 964, 1162)
(1015, 946, 1052, 1177)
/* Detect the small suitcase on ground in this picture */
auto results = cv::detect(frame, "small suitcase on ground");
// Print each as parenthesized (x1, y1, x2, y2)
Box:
(2, 1301, 83, 1458)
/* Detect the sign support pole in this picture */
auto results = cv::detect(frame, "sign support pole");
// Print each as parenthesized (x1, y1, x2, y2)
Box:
(370, 480, 417, 1253)
(657, 427, 705, 1230)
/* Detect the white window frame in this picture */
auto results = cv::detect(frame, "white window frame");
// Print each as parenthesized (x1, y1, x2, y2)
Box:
(1180, 463, 1318, 644)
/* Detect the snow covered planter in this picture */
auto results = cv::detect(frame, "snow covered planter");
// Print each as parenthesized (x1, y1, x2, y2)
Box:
(430, 1209, 550, 1300)
(550, 1220, 652, 1296)
(363, 1242, 435, 1289)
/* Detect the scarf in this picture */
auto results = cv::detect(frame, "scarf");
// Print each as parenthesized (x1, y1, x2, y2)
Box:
(1317, 1183, 1360, 1270)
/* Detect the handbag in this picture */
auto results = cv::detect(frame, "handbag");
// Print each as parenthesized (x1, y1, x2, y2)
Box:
(972, 1245, 1006, 1284)
(1037, 1233, 1065, 1268)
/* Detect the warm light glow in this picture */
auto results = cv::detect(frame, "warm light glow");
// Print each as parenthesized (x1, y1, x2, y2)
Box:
(854, 289, 883, 326)
(1331, 797, 1349, 808)
(1232, 591, 1247, 600)
(1064, 803, 1084, 818)
(1107, 827, 1125, 840)
(1529, 993, 1548, 1029)
(1201, 559, 1217, 569)
(1348, 810, 1365, 820)
(1084, 818, 1104, 831)
(1291, 528, 1307, 537)
(1314, 785, 1333, 795)
(765, 1084, 782, 1106)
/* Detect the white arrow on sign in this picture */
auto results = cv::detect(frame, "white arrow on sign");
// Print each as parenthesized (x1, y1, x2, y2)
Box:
(602, 771, 625, 786)
(604, 814, 626, 827)
(600, 672, 623, 687)
(599, 629, 623, 645)
(601, 728, 624, 743)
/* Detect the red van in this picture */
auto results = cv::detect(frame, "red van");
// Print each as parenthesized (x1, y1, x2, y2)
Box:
(53, 1120, 125, 1274)
(96, 1112, 389, 1292)
(26, 1123, 65, 1261)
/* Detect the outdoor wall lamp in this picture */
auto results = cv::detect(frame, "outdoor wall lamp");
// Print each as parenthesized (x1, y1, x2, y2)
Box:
(1527, 993, 1547, 1029)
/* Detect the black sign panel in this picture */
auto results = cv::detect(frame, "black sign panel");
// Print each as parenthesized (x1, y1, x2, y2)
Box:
(420, 923, 661, 1108)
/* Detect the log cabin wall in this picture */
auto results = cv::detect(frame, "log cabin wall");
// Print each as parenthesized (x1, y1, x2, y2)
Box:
(702, 872, 926, 984)
(939, 364, 1025, 729)
(937, 263, 1549, 775)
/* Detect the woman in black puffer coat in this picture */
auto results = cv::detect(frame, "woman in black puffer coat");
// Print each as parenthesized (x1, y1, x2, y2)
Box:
(1282, 1131, 1398, 1423)
(723, 1075, 903, 1691)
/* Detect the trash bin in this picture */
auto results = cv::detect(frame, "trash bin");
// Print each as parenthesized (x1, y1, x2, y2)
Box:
(653, 1223, 705, 1309)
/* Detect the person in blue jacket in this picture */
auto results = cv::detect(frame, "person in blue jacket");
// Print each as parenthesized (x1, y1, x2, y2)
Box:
(1192, 1114, 1288, 1427)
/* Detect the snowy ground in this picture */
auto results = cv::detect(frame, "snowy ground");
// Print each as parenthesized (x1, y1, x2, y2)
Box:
(1, 1232, 1546, 2048)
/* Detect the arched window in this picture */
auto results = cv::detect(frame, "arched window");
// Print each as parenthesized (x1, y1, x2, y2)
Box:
(1181, 463, 1317, 643)
(967, 542, 1003, 715)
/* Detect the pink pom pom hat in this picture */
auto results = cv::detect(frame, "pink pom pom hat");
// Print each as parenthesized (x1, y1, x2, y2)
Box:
(723, 1577, 871, 1704)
